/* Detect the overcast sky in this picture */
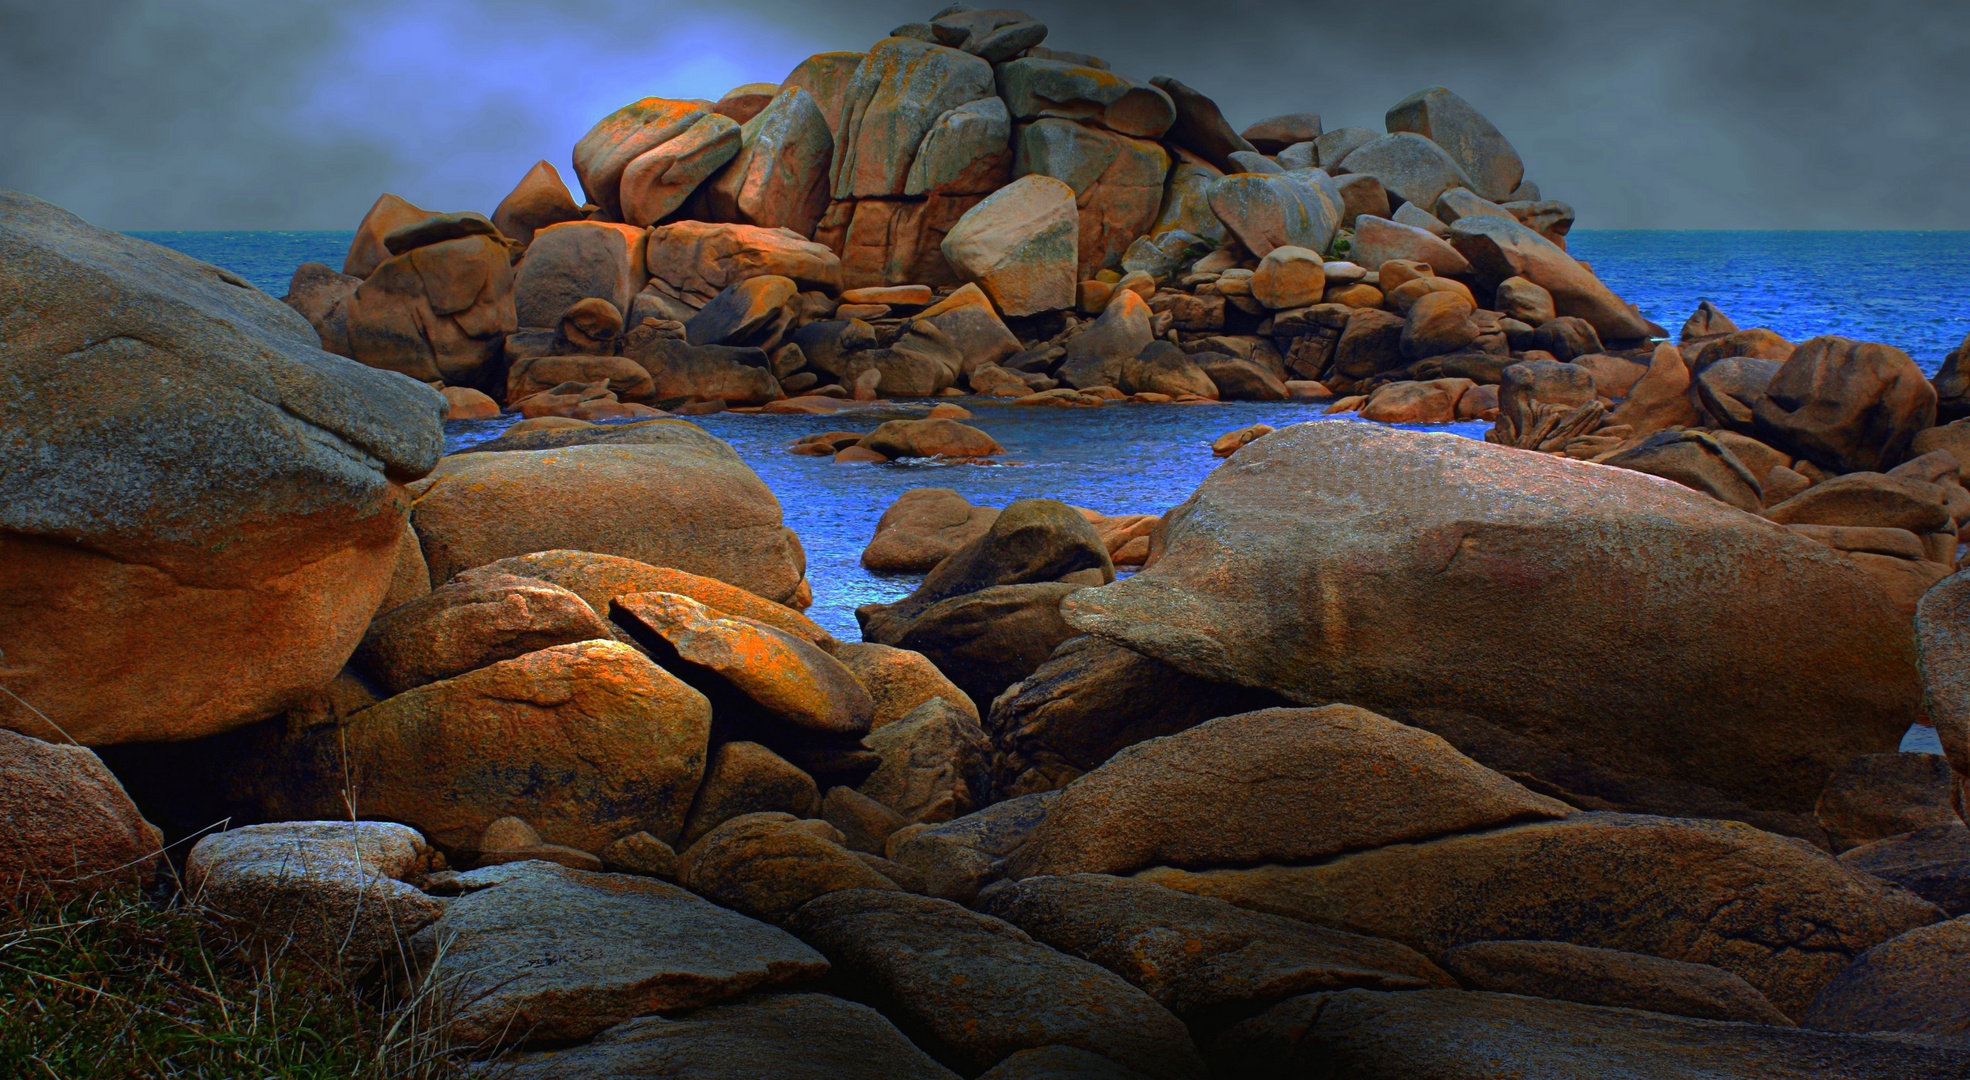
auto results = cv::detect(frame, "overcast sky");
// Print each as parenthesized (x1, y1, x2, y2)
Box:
(4, 0, 1966, 231)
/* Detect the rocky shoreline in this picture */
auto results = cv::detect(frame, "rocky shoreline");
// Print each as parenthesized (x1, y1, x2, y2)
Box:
(9, 5, 1970, 1077)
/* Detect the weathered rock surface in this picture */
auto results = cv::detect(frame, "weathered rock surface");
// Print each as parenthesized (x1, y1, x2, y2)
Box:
(978, 1046, 1150, 1080)
(788, 889, 1207, 1079)
(409, 423, 808, 606)
(833, 37, 996, 200)
(1206, 170, 1342, 258)
(1753, 336, 1938, 474)
(573, 97, 708, 219)
(833, 641, 977, 729)
(1143, 812, 1942, 1017)
(1816, 753, 1959, 853)
(413, 860, 827, 1046)
(861, 698, 991, 824)
(0, 189, 445, 745)
(1804, 917, 1970, 1038)
(702, 88, 833, 236)
(886, 790, 1060, 903)
(1061, 423, 1920, 834)
(1385, 87, 1524, 201)
(355, 572, 612, 695)
(679, 812, 899, 923)
(1841, 825, 1970, 915)
(187, 821, 442, 972)
(0, 729, 162, 896)
(979, 874, 1452, 1023)
(1437, 939, 1793, 1025)
(1446, 213, 1655, 340)
(862, 488, 1002, 573)
(493, 159, 584, 247)
(494, 994, 960, 1079)
(466, 550, 830, 642)
(678, 740, 820, 847)
(514, 220, 649, 328)
(1009, 706, 1569, 879)
(644, 220, 843, 304)
(1348, 215, 1471, 276)
(1226, 988, 1970, 1079)
(941, 174, 1079, 316)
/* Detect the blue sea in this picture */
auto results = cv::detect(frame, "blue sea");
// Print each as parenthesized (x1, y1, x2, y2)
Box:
(132, 227, 1970, 748)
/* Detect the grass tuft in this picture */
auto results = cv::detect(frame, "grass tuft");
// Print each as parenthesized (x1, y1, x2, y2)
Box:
(0, 880, 482, 1080)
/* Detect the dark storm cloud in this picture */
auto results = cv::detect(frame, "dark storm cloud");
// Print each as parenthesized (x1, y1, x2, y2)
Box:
(4, 0, 1966, 229)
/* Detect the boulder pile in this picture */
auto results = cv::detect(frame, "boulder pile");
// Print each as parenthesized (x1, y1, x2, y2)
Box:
(280, 6, 1656, 419)
(16, 4, 1970, 1077)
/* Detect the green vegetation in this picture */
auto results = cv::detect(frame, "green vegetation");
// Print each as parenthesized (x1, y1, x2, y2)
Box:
(0, 884, 476, 1080)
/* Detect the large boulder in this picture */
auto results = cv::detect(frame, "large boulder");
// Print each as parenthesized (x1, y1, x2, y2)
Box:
(860, 698, 991, 824)
(679, 812, 900, 923)
(0, 728, 162, 896)
(345, 228, 518, 387)
(978, 874, 1453, 1023)
(1446, 214, 1655, 341)
(906, 96, 1015, 196)
(344, 192, 437, 278)
(678, 740, 819, 847)
(186, 820, 443, 973)
(467, 549, 831, 641)
(1803, 918, 1970, 1037)
(644, 220, 843, 304)
(1226, 988, 1970, 1079)
(228, 640, 712, 854)
(1753, 336, 1938, 475)
(702, 88, 834, 236)
(986, 635, 1287, 796)
(1436, 939, 1792, 1025)
(1840, 825, 1970, 916)
(787, 889, 1207, 1079)
(495, 994, 960, 1079)
(1059, 422, 1922, 836)
(1336, 133, 1474, 213)
(833, 37, 996, 199)
(409, 422, 809, 606)
(572, 97, 708, 219)
(862, 488, 1002, 573)
(0, 190, 445, 745)
(1385, 87, 1524, 201)
(282, 262, 361, 357)
(354, 572, 613, 695)
(1348, 215, 1471, 276)
(885, 791, 1059, 903)
(1147, 76, 1254, 172)
(941, 174, 1079, 316)
(1206, 170, 1342, 258)
(492, 159, 584, 247)
(1814, 752, 1958, 853)
(833, 641, 977, 730)
(627, 336, 783, 406)
(1145, 812, 1941, 1018)
(1008, 706, 1570, 879)
(1919, 571, 1970, 781)
(413, 860, 828, 1046)
(1057, 288, 1154, 388)
(513, 220, 649, 327)
(621, 112, 743, 226)
(996, 57, 1174, 139)
(1013, 118, 1171, 278)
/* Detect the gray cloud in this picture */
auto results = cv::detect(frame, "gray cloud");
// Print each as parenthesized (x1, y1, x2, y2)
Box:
(3, 0, 1965, 229)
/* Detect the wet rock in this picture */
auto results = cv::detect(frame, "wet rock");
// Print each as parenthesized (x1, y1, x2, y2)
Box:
(493, 159, 585, 246)
(1753, 336, 1938, 475)
(573, 96, 709, 219)
(414, 860, 827, 1046)
(1438, 939, 1792, 1025)
(494, 994, 960, 1079)
(1815, 753, 1958, 853)
(0, 190, 445, 745)
(1447, 214, 1655, 341)
(861, 698, 991, 824)
(1386, 87, 1524, 201)
(1145, 812, 1941, 1018)
(354, 572, 612, 695)
(1061, 422, 1921, 835)
(979, 874, 1452, 1024)
(187, 821, 443, 972)
(859, 417, 1005, 459)
(679, 812, 899, 923)
(614, 591, 872, 739)
(513, 220, 649, 327)
(679, 740, 820, 848)
(410, 424, 808, 606)
(1239, 988, 1970, 1079)
(701, 89, 834, 236)
(1805, 918, 1970, 1037)
(0, 729, 163, 896)
(1010, 706, 1568, 880)
(1841, 825, 1970, 915)
(787, 889, 1207, 1079)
